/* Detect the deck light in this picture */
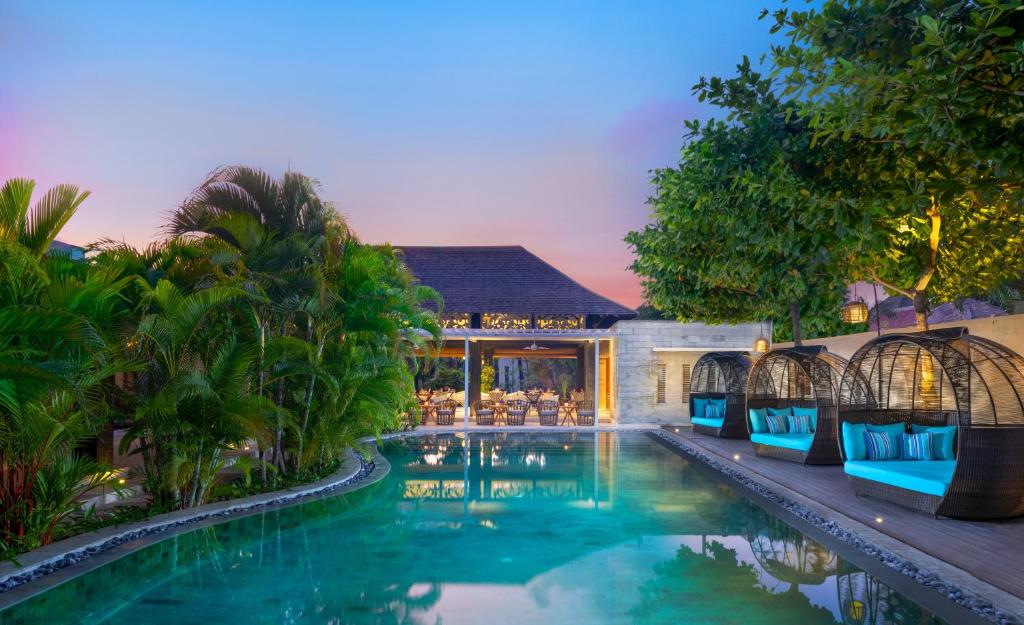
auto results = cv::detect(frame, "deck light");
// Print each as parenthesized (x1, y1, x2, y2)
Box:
(732, 453, 741, 461)
(874, 516, 883, 524)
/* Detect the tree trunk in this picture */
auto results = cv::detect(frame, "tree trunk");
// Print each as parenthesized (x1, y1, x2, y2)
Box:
(257, 322, 267, 487)
(913, 291, 929, 331)
(789, 300, 803, 347)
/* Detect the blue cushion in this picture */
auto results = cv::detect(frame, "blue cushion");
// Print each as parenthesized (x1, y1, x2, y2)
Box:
(709, 398, 727, 416)
(751, 432, 813, 452)
(765, 414, 788, 434)
(864, 431, 900, 460)
(844, 460, 956, 497)
(842, 422, 867, 460)
(692, 416, 725, 429)
(767, 407, 792, 417)
(692, 397, 709, 419)
(911, 424, 956, 460)
(787, 414, 812, 434)
(865, 422, 904, 459)
(901, 432, 934, 461)
(792, 406, 817, 432)
(866, 422, 906, 436)
(749, 408, 768, 433)
(704, 403, 723, 419)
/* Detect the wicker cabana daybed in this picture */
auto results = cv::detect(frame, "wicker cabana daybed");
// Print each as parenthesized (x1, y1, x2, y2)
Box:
(689, 351, 754, 438)
(745, 346, 849, 464)
(837, 327, 1024, 519)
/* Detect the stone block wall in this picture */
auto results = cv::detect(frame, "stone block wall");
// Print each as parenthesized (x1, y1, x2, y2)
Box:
(611, 321, 762, 424)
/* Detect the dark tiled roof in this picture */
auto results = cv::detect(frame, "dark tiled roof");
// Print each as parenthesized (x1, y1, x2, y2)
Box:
(397, 245, 636, 319)
(870, 296, 1006, 331)
(49, 239, 84, 253)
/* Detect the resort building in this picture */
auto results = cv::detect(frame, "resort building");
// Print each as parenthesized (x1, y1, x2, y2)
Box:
(398, 245, 763, 425)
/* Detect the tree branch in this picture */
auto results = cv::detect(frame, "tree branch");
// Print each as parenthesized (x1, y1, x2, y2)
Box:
(869, 268, 914, 299)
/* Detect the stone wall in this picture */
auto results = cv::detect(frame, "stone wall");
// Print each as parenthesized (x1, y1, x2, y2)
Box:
(777, 313, 1024, 360)
(612, 321, 762, 424)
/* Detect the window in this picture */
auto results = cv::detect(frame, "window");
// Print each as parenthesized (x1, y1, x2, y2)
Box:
(681, 363, 691, 405)
(656, 363, 667, 404)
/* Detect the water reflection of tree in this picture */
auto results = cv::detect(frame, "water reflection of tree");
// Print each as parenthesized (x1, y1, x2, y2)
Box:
(629, 540, 838, 624)
(838, 572, 943, 625)
(745, 507, 841, 591)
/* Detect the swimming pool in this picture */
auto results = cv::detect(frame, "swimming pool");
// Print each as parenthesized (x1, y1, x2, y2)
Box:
(1, 432, 949, 624)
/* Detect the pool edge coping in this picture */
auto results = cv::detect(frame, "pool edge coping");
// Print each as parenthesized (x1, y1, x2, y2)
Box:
(0, 445, 386, 604)
(651, 429, 1024, 625)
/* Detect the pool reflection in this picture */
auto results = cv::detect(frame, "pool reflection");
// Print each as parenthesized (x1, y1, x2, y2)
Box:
(0, 433, 947, 625)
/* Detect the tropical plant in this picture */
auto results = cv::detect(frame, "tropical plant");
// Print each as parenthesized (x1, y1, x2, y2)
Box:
(0, 180, 127, 559)
(0, 178, 90, 258)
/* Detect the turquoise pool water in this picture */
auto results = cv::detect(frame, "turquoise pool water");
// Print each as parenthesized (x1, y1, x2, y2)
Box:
(1, 433, 947, 625)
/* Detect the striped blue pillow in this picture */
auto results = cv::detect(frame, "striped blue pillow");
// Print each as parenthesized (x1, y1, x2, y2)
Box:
(901, 432, 934, 461)
(863, 431, 900, 460)
(787, 414, 811, 434)
(765, 414, 788, 434)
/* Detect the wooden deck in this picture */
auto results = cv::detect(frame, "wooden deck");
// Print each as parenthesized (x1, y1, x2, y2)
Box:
(664, 428, 1024, 601)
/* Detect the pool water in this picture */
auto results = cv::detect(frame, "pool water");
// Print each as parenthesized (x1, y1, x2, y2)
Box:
(1, 433, 947, 625)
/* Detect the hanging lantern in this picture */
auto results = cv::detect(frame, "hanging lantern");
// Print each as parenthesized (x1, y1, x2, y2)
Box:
(753, 336, 769, 353)
(841, 299, 870, 324)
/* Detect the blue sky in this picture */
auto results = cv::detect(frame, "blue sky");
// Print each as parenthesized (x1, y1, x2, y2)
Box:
(1, 1, 781, 306)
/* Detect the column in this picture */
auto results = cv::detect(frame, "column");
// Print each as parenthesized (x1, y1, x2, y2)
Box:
(463, 336, 470, 427)
(593, 337, 600, 428)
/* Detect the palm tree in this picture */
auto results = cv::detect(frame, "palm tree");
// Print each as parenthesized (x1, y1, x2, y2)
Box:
(0, 179, 90, 258)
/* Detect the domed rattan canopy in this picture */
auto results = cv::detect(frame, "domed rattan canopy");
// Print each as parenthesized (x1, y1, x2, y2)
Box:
(691, 352, 754, 395)
(748, 346, 848, 405)
(839, 327, 1024, 426)
(837, 327, 1024, 519)
(746, 346, 850, 464)
(689, 352, 754, 439)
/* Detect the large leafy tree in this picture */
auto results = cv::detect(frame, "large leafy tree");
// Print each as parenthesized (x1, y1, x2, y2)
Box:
(627, 64, 860, 343)
(768, 0, 1024, 329)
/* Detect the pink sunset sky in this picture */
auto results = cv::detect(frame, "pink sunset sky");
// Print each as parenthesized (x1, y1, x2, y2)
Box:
(0, 2, 778, 308)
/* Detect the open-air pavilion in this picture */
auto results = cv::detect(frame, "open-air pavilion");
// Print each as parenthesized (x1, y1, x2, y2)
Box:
(399, 246, 637, 427)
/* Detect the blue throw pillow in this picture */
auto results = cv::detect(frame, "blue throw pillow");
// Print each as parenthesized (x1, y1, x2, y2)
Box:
(911, 424, 956, 460)
(792, 406, 817, 432)
(692, 397, 709, 420)
(705, 403, 723, 419)
(767, 407, 792, 417)
(842, 422, 867, 460)
(766, 414, 788, 434)
(710, 398, 727, 416)
(749, 408, 768, 433)
(866, 422, 905, 436)
(901, 432, 934, 461)
(787, 414, 811, 434)
(864, 431, 900, 460)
